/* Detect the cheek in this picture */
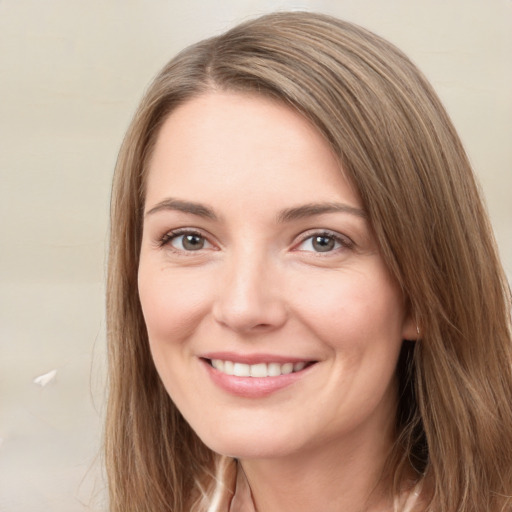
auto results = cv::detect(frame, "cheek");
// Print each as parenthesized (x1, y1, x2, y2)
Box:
(137, 263, 214, 402)
(290, 268, 406, 352)
(137, 263, 213, 344)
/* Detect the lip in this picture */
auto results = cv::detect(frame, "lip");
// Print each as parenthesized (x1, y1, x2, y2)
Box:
(199, 353, 317, 398)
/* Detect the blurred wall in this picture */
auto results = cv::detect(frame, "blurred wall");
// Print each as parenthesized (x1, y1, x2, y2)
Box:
(0, 1, 510, 510)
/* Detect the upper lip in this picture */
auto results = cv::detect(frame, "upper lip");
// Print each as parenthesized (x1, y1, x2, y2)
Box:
(200, 351, 317, 365)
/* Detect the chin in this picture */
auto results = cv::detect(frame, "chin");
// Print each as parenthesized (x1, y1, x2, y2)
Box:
(196, 426, 303, 460)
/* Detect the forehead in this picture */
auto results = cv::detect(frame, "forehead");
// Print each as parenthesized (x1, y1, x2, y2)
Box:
(145, 91, 361, 212)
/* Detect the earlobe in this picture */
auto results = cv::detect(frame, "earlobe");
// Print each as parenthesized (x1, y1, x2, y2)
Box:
(401, 314, 421, 341)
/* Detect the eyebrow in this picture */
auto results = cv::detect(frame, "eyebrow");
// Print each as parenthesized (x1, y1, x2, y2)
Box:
(277, 202, 367, 223)
(145, 198, 367, 223)
(145, 198, 218, 220)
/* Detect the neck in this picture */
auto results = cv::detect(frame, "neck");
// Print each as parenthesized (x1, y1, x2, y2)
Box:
(239, 417, 398, 512)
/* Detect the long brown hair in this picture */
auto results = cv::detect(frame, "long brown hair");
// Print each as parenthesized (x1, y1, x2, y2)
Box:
(106, 11, 512, 511)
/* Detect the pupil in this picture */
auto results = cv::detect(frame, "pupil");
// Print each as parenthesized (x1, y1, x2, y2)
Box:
(312, 235, 334, 252)
(183, 234, 204, 250)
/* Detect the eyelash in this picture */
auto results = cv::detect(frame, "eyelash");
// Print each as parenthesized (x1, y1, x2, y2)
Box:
(294, 230, 354, 254)
(157, 229, 353, 254)
(158, 228, 211, 251)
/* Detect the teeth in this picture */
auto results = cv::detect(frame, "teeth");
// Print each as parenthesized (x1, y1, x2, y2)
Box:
(224, 360, 235, 375)
(268, 362, 281, 377)
(250, 363, 267, 377)
(233, 362, 250, 377)
(211, 359, 224, 371)
(281, 362, 293, 374)
(210, 359, 309, 377)
(294, 362, 306, 372)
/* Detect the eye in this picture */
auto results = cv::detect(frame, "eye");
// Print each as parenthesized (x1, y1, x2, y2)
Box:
(295, 232, 351, 253)
(160, 230, 213, 252)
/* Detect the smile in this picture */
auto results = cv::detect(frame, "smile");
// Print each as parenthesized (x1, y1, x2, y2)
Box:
(201, 354, 318, 397)
(209, 359, 308, 377)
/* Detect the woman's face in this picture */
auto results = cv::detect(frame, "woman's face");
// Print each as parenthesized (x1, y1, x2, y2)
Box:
(138, 91, 416, 460)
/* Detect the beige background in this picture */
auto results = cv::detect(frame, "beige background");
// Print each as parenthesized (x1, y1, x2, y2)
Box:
(0, 1, 510, 510)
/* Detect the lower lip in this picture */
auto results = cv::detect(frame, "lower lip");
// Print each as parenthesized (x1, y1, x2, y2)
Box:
(201, 359, 314, 398)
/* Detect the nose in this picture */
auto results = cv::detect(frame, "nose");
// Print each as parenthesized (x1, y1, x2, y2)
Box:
(212, 250, 288, 334)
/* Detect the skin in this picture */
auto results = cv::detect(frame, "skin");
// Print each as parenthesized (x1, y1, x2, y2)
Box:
(138, 91, 417, 511)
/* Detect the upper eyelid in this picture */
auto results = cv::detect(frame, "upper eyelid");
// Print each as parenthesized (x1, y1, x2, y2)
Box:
(159, 227, 218, 249)
(294, 229, 353, 244)
(160, 227, 210, 238)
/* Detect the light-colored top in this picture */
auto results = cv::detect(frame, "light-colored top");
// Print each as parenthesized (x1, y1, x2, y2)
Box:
(227, 465, 423, 512)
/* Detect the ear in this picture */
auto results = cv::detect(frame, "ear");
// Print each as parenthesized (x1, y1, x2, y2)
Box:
(401, 313, 420, 341)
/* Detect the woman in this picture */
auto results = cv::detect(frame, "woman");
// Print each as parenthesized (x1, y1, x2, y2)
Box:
(106, 12, 512, 512)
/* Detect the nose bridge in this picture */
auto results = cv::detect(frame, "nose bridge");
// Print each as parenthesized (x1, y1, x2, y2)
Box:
(213, 242, 287, 332)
